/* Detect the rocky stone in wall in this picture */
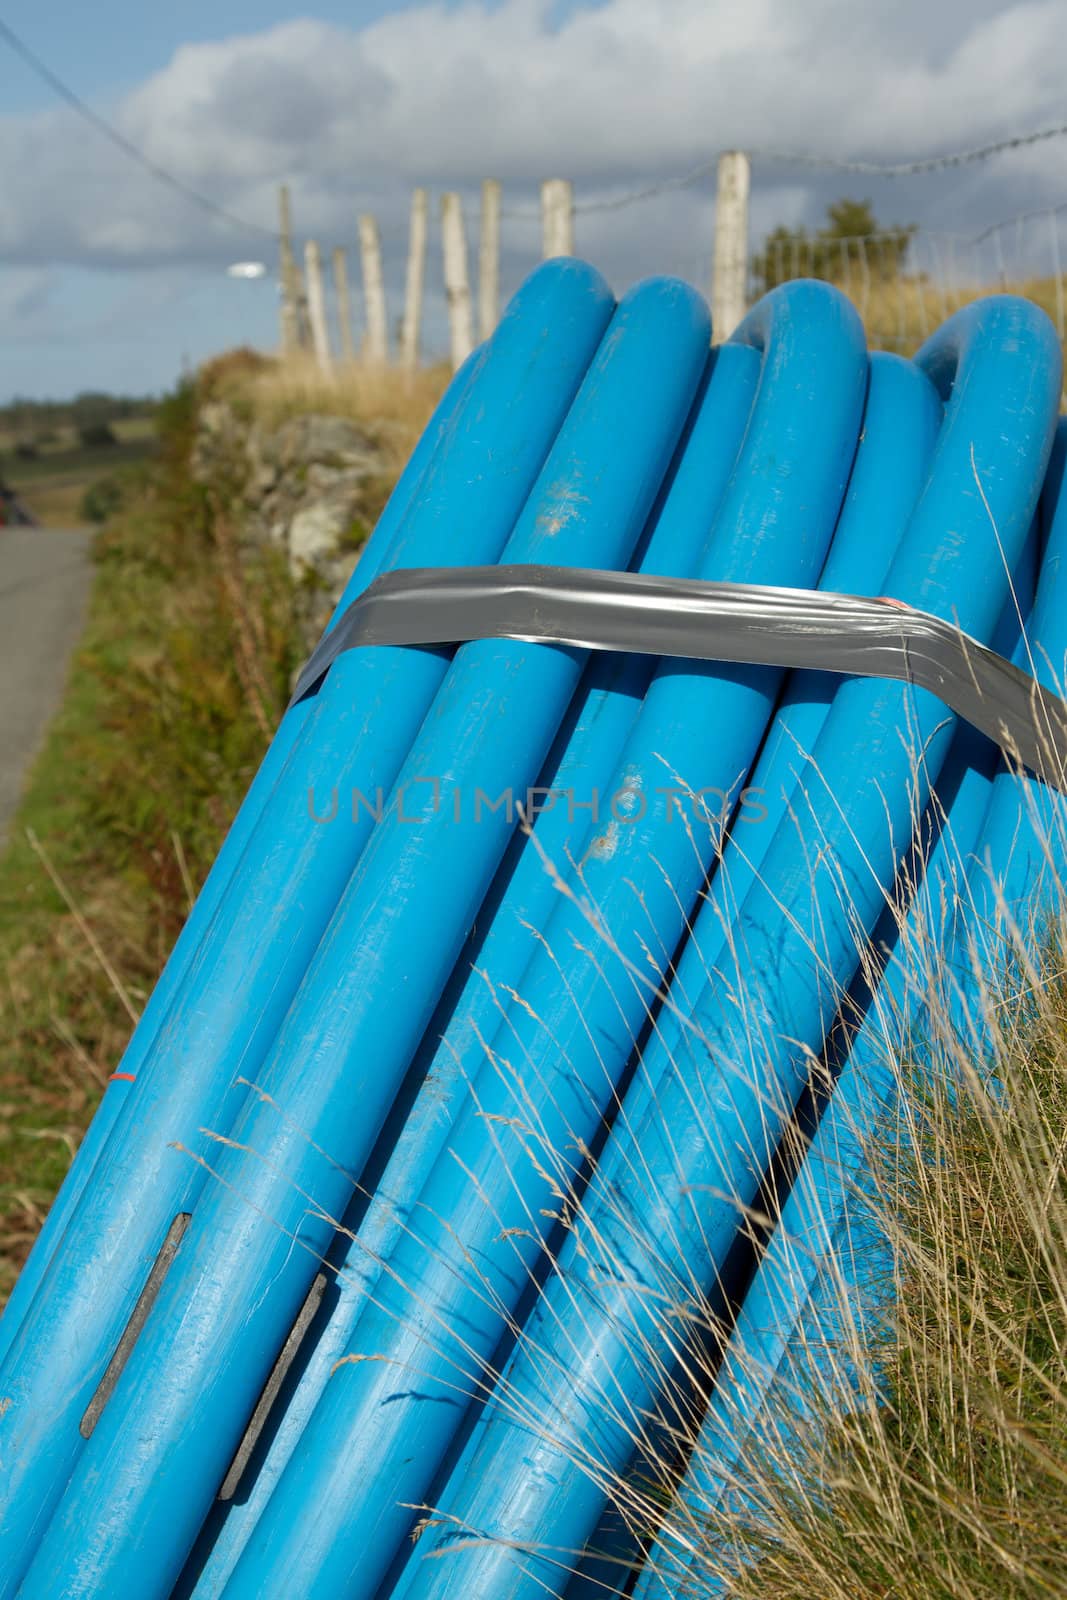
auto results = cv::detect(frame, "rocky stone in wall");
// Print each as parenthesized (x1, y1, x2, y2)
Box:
(193, 401, 394, 647)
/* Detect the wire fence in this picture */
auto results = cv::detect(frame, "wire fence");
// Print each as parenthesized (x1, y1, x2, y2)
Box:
(747, 212, 1067, 348)
(302, 172, 1067, 372)
(1, 11, 1065, 369)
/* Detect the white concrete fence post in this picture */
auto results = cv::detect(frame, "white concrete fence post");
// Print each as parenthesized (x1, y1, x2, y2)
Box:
(479, 178, 502, 341)
(711, 150, 750, 341)
(359, 214, 390, 365)
(332, 247, 355, 363)
(401, 187, 429, 373)
(540, 178, 575, 259)
(441, 191, 475, 371)
(303, 240, 333, 375)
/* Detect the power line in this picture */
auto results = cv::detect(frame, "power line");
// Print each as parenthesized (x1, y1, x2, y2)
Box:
(0, 15, 279, 242)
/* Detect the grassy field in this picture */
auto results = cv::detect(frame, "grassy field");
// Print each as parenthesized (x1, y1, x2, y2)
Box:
(0, 414, 156, 455)
(3, 418, 158, 526)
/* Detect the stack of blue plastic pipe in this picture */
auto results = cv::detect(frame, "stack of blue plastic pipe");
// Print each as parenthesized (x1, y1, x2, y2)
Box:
(0, 260, 1062, 1600)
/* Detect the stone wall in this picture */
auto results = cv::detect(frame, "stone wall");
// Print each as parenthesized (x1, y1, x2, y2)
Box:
(192, 402, 395, 646)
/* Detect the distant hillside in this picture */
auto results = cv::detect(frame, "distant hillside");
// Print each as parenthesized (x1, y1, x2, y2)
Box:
(0, 391, 158, 457)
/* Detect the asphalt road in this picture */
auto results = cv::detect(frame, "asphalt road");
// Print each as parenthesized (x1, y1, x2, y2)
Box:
(0, 527, 92, 848)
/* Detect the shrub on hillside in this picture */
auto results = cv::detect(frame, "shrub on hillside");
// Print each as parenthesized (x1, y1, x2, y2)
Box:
(77, 421, 118, 450)
(753, 198, 916, 295)
(80, 469, 136, 525)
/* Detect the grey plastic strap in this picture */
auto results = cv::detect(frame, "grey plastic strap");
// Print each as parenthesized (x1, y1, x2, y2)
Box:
(290, 564, 1067, 791)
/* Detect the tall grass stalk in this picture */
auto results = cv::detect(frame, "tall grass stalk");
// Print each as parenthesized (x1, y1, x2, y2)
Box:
(463, 804, 1067, 1598)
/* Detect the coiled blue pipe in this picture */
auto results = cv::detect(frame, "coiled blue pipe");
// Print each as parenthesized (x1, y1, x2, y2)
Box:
(215, 280, 868, 1600)
(178, 338, 765, 1599)
(381, 296, 1061, 1600)
(634, 436, 1067, 1599)
(0, 258, 619, 1596)
(1, 271, 1063, 1600)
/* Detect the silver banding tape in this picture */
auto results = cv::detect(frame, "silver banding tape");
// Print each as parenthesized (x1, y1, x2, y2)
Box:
(290, 564, 1067, 792)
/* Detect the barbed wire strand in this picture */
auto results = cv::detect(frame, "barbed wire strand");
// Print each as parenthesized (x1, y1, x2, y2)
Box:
(501, 123, 1067, 220)
(750, 122, 1067, 177)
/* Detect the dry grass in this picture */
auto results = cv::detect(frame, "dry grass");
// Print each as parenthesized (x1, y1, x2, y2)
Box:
(828, 271, 1066, 368)
(629, 922, 1067, 1600)
(209, 350, 451, 476)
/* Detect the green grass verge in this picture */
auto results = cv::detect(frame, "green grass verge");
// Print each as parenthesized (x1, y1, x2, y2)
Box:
(0, 383, 302, 1301)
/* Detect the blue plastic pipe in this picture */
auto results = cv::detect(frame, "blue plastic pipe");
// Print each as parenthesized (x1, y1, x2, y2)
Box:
(384, 296, 1061, 1600)
(634, 451, 1066, 1599)
(561, 347, 946, 1600)
(651, 350, 943, 1016)
(387, 344, 945, 1600)
(0, 350, 481, 1370)
(177, 344, 766, 1598)
(216, 280, 869, 1600)
(631, 724, 1005, 1600)
(0, 259, 619, 1596)
(13, 277, 713, 1600)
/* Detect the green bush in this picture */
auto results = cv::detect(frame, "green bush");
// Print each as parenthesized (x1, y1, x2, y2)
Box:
(76, 421, 118, 450)
(79, 473, 128, 525)
(753, 198, 916, 295)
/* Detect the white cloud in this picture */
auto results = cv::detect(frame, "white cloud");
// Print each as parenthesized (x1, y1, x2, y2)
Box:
(1, 0, 1066, 394)
(0, 0, 1063, 271)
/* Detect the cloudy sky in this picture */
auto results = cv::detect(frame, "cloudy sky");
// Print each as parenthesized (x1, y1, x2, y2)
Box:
(1, 0, 1065, 398)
